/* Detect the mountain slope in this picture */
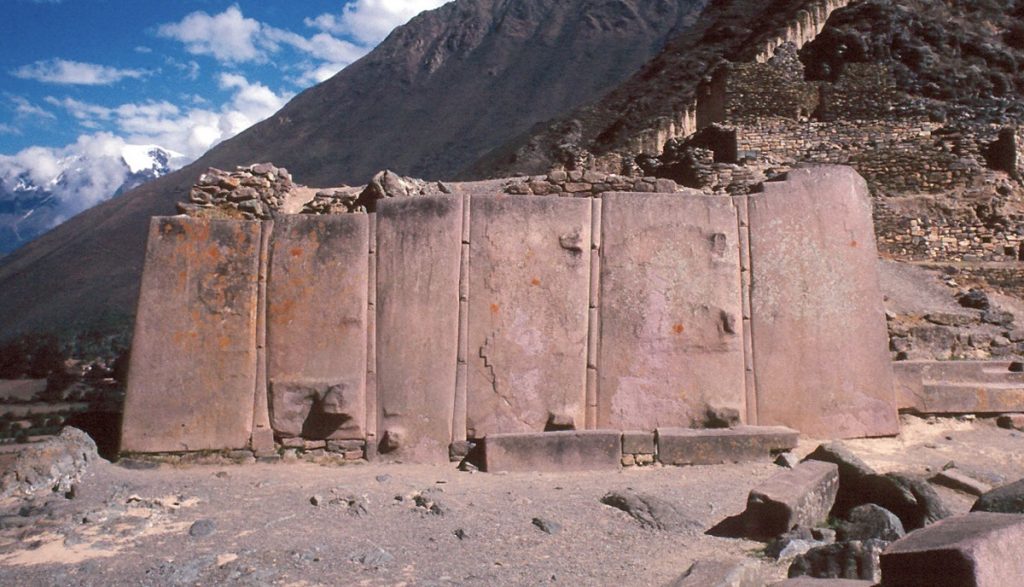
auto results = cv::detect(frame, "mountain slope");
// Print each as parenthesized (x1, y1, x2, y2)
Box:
(464, 0, 853, 177)
(206, 0, 708, 185)
(469, 0, 1024, 177)
(0, 0, 709, 340)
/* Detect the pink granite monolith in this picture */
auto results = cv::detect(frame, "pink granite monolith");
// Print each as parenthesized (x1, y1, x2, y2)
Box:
(266, 214, 369, 440)
(467, 195, 591, 436)
(598, 192, 746, 429)
(375, 196, 462, 464)
(747, 166, 898, 438)
(122, 217, 260, 453)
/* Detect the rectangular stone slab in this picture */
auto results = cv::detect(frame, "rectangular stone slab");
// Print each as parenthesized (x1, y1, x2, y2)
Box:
(481, 430, 622, 472)
(745, 460, 840, 538)
(880, 512, 1024, 587)
(599, 192, 746, 430)
(893, 360, 1023, 412)
(375, 196, 463, 464)
(266, 214, 369, 439)
(748, 166, 898, 438)
(122, 217, 260, 453)
(656, 426, 798, 466)
(467, 195, 591, 436)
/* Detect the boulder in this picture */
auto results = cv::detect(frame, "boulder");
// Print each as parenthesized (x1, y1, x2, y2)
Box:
(880, 512, 1024, 586)
(803, 442, 874, 515)
(766, 527, 833, 560)
(836, 504, 906, 542)
(931, 469, 992, 497)
(600, 490, 701, 532)
(0, 427, 102, 499)
(804, 443, 951, 529)
(971, 477, 1024, 513)
(788, 539, 887, 583)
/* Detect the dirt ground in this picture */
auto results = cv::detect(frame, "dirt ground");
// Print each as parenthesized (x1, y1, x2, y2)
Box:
(1, 415, 1022, 586)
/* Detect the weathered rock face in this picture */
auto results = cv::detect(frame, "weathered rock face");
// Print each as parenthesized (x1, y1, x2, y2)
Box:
(0, 427, 101, 499)
(375, 196, 463, 464)
(598, 192, 746, 430)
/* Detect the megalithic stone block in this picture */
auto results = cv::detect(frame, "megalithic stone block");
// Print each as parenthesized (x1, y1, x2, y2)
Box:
(481, 430, 622, 473)
(656, 426, 798, 466)
(770, 579, 874, 586)
(467, 195, 591, 437)
(266, 214, 369, 439)
(880, 512, 1024, 587)
(744, 460, 840, 538)
(121, 217, 261, 453)
(598, 192, 746, 430)
(747, 166, 898, 438)
(376, 196, 463, 464)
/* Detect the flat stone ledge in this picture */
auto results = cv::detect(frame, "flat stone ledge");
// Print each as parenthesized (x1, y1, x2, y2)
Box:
(880, 512, 1024, 586)
(770, 579, 875, 586)
(656, 426, 799, 466)
(481, 430, 622, 473)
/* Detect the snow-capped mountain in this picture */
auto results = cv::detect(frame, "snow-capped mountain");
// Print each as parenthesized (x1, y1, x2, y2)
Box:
(0, 145, 184, 256)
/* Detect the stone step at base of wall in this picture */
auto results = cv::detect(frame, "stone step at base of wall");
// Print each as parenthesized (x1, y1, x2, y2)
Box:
(913, 383, 1024, 414)
(656, 426, 799, 466)
(481, 430, 622, 473)
(896, 361, 1021, 383)
(893, 360, 1024, 413)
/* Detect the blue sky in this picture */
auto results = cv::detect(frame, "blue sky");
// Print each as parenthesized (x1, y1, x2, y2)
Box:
(0, 0, 446, 224)
(0, 0, 448, 157)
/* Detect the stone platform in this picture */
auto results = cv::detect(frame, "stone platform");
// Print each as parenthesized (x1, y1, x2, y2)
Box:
(893, 360, 1024, 414)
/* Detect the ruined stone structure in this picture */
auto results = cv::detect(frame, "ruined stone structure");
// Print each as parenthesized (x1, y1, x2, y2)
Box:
(654, 44, 1024, 266)
(121, 166, 899, 463)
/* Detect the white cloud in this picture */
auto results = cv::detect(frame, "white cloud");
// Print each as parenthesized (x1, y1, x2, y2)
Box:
(156, 5, 374, 84)
(157, 5, 264, 63)
(0, 133, 133, 227)
(262, 28, 366, 64)
(45, 74, 291, 160)
(10, 95, 56, 121)
(0, 123, 20, 135)
(305, 0, 449, 45)
(11, 59, 149, 85)
(0, 73, 288, 231)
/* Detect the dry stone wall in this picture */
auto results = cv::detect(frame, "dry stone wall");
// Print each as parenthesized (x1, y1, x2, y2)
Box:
(123, 167, 897, 463)
(663, 43, 1024, 265)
